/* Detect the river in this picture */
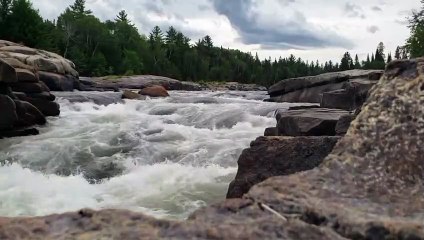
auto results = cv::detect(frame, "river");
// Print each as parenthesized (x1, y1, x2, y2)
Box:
(0, 91, 293, 220)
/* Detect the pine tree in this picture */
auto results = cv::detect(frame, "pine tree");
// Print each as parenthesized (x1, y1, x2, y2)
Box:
(116, 10, 128, 23)
(394, 46, 401, 59)
(70, 0, 91, 16)
(387, 52, 392, 63)
(354, 54, 361, 69)
(340, 52, 353, 71)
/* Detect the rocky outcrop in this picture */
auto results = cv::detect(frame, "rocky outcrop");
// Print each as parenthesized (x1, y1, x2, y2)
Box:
(138, 85, 169, 97)
(0, 40, 79, 138)
(82, 75, 203, 91)
(54, 91, 124, 106)
(202, 81, 267, 91)
(121, 90, 146, 100)
(227, 136, 340, 199)
(0, 60, 422, 239)
(268, 69, 383, 104)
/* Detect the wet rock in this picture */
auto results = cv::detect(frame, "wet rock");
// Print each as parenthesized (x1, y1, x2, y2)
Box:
(23, 97, 60, 117)
(276, 108, 349, 136)
(26, 92, 55, 101)
(203, 82, 267, 91)
(54, 91, 124, 105)
(0, 128, 39, 138)
(9, 82, 45, 93)
(38, 71, 74, 91)
(14, 100, 46, 126)
(227, 136, 340, 199)
(139, 85, 169, 97)
(0, 95, 17, 130)
(122, 90, 146, 100)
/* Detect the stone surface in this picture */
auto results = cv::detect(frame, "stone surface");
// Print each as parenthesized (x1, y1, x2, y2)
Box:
(38, 71, 74, 91)
(14, 100, 46, 126)
(227, 136, 340, 199)
(203, 81, 267, 91)
(268, 69, 383, 103)
(22, 97, 60, 117)
(122, 89, 146, 100)
(276, 108, 349, 136)
(88, 75, 190, 90)
(139, 85, 170, 97)
(16, 68, 38, 83)
(0, 95, 17, 130)
(264, 127, 278, 136)
(53, 91, 124, 106)
(0, 59, 422, 240)
(0, 58, 17, 83)
(335, 114, 355, 135)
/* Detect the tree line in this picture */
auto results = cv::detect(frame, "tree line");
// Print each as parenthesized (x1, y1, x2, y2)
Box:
(0, 0, 418, 87)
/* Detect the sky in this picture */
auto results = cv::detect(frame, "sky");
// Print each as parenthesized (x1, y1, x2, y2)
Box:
(32, 0, 421, 63)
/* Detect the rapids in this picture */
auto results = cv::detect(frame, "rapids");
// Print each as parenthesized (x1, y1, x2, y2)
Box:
(0, 91, 294, 219)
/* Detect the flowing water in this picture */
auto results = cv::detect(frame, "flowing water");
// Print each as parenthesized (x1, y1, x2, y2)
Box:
(0, 91, 292, 220)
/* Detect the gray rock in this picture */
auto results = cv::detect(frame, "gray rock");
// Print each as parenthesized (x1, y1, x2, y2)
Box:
(227, 136, 340, 199)
(276, 108, 349, 136)
(38, 71, 74, 91)
(0, 58, 17, 83)
(335, 114, 355, 135)
(54, 91, 124, 106)
(264, 127, 278, 136)
(16, 68, 38, 83)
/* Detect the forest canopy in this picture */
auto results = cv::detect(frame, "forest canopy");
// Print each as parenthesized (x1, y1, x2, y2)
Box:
(0, 0, 414, 86)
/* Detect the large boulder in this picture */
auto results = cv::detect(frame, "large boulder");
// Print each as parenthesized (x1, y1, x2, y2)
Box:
(16, 68, 38, 83)
(268, 69, 383, 103)
(0, 58, 17, 83)
(276, 108, 349, 136)
(139, 85, 169, 97)
(22, 97, 60, 117)
(227, 136, 340, 199)
(0, 95, 17, 130)
(122, 90, 146, 100)
(14, 100, 46, 126)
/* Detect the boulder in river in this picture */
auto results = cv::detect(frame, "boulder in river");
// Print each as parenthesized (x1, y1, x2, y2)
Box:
(276, 107, 349, 136)
(139, 85, 169, 97)
(227, 136, 340, 199)
(122, 89, 146, 100)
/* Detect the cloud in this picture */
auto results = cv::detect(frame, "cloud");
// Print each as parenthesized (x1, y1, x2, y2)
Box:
(209, 0, 354, 49)
(367, 25, 380, 33)
(372, 6, 382, 11)
(345, 3, 366, 19)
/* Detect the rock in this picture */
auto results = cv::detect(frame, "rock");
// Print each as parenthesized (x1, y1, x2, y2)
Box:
(0, 45, 38, 55)
(276, 108, 349, 136)
(320, 79, 376, 110)
(26, 92, 55, 101)
(139, 85, 169, 97)
(264, 127, 278, 136)
(38, 71, 74, 91)
(9, 82, 45, 93)
(0, 59, 422, 240)
(227, 136, 340, 199)
(16, 68, 38, 82)
(21, 97, 60, 117)
(203, 82, 267, 91)
(54, 91, 124, 106)
(0, 58, 17, 83)
(14, 100, 46, 126)
(268, 69, 383, 103)
(0, 128, 39, 139)
(0, 95, 17, 130)
(335, 114, 355, 135)
(122, 90, 146, 100)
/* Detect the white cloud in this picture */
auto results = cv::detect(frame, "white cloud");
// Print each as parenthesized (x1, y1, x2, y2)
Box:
(31, 0, 421, 63)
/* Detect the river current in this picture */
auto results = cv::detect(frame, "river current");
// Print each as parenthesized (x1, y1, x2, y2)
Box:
(0, 91, 292, 219)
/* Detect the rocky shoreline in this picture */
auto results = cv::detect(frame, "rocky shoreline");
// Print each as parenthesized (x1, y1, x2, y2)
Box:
(1, 56, 423, 239)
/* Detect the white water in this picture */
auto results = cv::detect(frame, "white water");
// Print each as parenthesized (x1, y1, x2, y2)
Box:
(0, 91, 291, 219)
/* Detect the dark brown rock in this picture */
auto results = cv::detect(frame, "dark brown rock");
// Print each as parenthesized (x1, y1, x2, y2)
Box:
(227, 136, 340, 199)
(276, 108, 349, 136)
(14, 100, 46, 126)
(0, 128, 39, 139)
(139, 85, 169, 97)
(27, 92, 56, 101)
(16, 68, 38, 82)
(264, 127, 278, 136)
(23, 97, 60, 117)
(38, 71, 74, 91)
(9, 82, 45, 93)
(0, 94, 17, 130)
(0, 58, 17, 83)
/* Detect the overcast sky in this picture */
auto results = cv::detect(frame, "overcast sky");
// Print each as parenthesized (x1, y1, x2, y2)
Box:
(32, 0, 420, 63)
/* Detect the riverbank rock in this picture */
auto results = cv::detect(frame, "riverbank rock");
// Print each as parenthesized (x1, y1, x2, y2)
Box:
(227, 136, 340, 198)
(83, 75, 203, 91)
(276, 108, 349, 136)
(0, 59, 422, 239)
(203, 81, 267, 91)
(0, 40, 77, 138)
(268, 69, 383, 104)
(139, 85, 169, 97)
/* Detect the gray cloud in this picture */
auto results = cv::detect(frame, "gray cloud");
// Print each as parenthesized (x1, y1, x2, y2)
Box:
(367, 25, 380, 33)
(372, 6, 382, 11)
(209, 0, 354, 49)
(345, 3, 366, 19)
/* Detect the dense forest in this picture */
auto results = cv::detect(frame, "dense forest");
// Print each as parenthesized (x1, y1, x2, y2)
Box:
(0, 0, 421, 86)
